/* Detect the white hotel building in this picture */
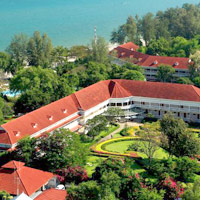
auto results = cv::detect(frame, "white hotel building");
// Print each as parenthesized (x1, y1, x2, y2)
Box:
(111, 42, 191, 81)
(0, 79, 200, 150)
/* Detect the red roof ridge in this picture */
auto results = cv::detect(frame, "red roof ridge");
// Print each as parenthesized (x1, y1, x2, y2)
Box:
(15, 165, 29, 195)
(192, 85, 200, 98)
(118, 42, 139, 51)
(71, 93, 82, 110)
(109, 80, 132, 98)
(2, 160, 25, 169)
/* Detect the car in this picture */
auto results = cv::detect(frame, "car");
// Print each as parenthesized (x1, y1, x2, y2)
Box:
(55, 184, 65, 190)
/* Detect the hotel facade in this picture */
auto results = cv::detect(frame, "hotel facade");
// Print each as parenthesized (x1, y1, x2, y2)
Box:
(0, 79, 200, 150)
(111, 42, 191, 81)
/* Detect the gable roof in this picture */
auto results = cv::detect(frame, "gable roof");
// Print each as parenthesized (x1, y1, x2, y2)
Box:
(109, 80, 132, 98)
(1, 95, 79, 145)
(118, 42, 139, 51)
(1, 80, 200, 147)
(0, 161, 54, 196)
(114, 79, 200, 102)
(35, 189, 67, 200)
(114, 42, 190, 70)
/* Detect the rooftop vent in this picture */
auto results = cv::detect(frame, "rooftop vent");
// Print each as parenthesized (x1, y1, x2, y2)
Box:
(32, 123, 38, 128)
(153, 60, 158, 65)
(188, 59, 191, 63)
(13, 131, 20, 137)
(131, 48, 134, 51)
(62, 109, 67, 114)
(48, 115, 53, 121)
(174, 62, 179, 66)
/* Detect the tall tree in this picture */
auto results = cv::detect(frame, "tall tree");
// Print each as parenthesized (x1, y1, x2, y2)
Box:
(37, 129, 88, 171)
(111, 16, 138, 44)
(10, 66, 58, 93)
(189, 50, 200, 79)
(91, 36, 108, 63)
(160, 113, 200, 157)
(27, 31, 53, 67)
(156, 65, 175, 82)
(139, 13, 156, 44)
(6, 33, 28, 66)
(122, 70, 145, 81)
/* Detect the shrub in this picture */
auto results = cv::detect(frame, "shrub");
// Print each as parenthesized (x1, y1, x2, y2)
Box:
(174, 157, 200, 182)
(120, 128, 130, 136)
(80, 134, 93, 143)
(56, 166, 88, 184)
(158, 176, 184, 200)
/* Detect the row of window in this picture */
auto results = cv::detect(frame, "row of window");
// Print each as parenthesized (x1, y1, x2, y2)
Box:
(108, 102, 200, 111)
(148, 110, 200, 119)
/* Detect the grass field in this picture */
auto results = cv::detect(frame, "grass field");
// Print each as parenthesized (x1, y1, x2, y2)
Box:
(104, 139, 169, 159)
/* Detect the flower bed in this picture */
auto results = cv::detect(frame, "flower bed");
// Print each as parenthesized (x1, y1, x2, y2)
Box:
(91, 137, 140, 158)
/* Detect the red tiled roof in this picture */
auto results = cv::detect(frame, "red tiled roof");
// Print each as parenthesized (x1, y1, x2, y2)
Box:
(114, 79, 200, 102)
(114, 42, 190, 70)
(118, 42, 139, 51)
(0, 161, 54, 196)
(1, 79, 200, 146)
(73, 80, 111, 110)
(109, 80, 132, 98)
(1, 95, 79, 145)
(35, 188, 67, 200)
(138, 55, 189, 69)
(2, 160, 25, 169)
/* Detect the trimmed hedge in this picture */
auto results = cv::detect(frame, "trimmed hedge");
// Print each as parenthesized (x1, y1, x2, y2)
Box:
(91, 137, 140, 158)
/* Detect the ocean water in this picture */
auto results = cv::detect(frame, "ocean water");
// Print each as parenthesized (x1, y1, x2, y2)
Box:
(0, 0, 199, 50)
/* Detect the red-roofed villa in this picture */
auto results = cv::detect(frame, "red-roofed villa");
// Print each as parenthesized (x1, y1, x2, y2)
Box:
(0, 160, 57, 198)
(111, 42, 191, 80)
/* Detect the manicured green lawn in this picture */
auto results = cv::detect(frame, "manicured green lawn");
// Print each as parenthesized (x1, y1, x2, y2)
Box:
(104, 140, 169, 159)
(105, 140, 134, 154)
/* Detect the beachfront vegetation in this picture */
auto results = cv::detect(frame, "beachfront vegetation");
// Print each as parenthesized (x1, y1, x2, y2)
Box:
(111, 4, 200, 45)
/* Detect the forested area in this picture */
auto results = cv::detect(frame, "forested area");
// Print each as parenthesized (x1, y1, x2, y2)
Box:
(111, 3, 200, 47)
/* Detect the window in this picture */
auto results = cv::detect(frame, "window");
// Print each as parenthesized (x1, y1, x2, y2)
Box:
(123, 102, 128, 106)
(184, 113, 186, 118)
(132, 101, 134, 104)
(117, 103, 122, 106)
(159, 111, 161, 115)
(178, 112, 180, 117)
(111, 103, 115, 106)
(198, 114, 200, 119)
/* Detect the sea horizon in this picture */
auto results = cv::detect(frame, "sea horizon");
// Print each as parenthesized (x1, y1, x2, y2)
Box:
(0, 0, 199, 50)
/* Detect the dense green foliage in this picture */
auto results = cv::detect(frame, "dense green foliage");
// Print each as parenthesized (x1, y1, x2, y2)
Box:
(0, 191, 12, 200)
(111, 4, 200, 45)
(182, 179, 200, 200)
(14, 129, 88, 172)
(156, 65, 175, 82)
(160, 113, 200, 157)
(140, 36, 200, 57)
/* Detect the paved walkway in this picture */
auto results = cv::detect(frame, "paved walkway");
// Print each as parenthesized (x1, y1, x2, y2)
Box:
(99, 122, 143, 143)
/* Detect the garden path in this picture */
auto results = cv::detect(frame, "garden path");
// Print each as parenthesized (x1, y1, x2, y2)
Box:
(99, 122, 143, 143)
